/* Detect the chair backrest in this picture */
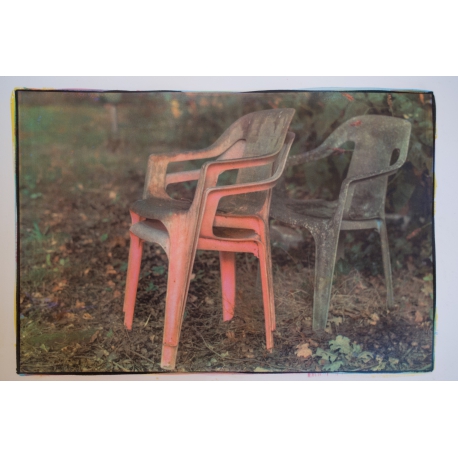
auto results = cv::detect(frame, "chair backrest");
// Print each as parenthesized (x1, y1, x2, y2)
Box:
(318, 115, 411, 219)
(216, 108, 295, 212)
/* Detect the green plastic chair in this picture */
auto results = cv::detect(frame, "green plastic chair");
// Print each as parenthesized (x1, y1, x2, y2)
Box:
(271, 115, 411, 330)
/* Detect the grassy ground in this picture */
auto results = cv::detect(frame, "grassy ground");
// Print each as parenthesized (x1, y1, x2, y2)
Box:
(17, 97, 434, 373)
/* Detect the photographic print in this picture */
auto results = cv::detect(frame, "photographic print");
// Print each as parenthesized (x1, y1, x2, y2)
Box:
(16, 89, 435, 374)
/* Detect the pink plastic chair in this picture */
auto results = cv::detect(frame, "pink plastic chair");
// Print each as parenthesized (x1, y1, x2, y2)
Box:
(123, 109, 295, 370)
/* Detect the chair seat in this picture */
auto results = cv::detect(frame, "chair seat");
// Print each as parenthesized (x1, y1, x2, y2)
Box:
(271, 195, 338, 222)
(130, 196, 192, 219)
(130, 220, 170, 248)
(217, 193, 266, 216)
(212, 226, 258, 240)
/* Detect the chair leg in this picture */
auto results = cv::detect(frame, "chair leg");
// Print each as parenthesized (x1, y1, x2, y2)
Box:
(123, 233, 144, 330)
(378, 219, 394, 308)
(312, 228, 339, 331)
(219, 251, 236, 321)
(259, 224, 276, 331)
(161, 234, 198, 370)
(336, 232, 345, 261)
(257, 243, 275, 351)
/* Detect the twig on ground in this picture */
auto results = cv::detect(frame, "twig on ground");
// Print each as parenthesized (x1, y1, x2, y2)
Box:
(112, 360, 130, 372)
(196, 330, 227, 359)
(128, 348, 157, 366)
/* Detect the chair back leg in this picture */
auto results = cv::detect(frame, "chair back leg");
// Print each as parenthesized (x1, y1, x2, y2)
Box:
(378, 219, 394, 308)
(257, 242, 275, 350)
(219, 251, 237, 321)
(260, 227, 276, 331)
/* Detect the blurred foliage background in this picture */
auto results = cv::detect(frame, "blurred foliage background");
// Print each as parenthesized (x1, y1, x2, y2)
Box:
(18, 89, 434, 276)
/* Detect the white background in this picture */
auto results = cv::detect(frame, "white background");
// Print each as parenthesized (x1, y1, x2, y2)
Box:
(1, 2, 457, 456)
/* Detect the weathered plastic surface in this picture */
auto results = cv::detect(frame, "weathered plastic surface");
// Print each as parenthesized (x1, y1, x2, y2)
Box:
(271, 115, 411, 331)
(123, 108, 295, 370)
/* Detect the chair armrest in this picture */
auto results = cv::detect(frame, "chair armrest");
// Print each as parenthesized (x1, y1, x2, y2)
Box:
(334, 149, 408, 223)
(342, 147, 407, 188)
(165, 169, 201, 186)
(287, 121, 354, 167)
(198, 132, 295, 237)
(287, 144, 345, 167)
(143, 141, 241, 199)
(201, 132, 295, 189)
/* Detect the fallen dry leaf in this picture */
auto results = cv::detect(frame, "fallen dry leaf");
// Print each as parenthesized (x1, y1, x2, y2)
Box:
(113, 290, 121, 299)
(106, 265, 117, 275)
(329, 316, 343, 326)
(245, 350, 255, 359)
(422, 282, 433, 297)
(82, 313, 93, 320)
(226, 331, 235, 340)
(89, 330, 100, 343)
(108, 236, 127, 248)
(414, 311, 424, 323)
(296, 343, 313, 359)
(369, 313, 380, 325)
(75, 300, 85, 309)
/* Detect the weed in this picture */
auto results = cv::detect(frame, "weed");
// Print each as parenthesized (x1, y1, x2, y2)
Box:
(314, 335, 379, 372)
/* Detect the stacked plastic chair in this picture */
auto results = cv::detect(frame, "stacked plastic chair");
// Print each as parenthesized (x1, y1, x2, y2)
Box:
(123, 109, 295, 370)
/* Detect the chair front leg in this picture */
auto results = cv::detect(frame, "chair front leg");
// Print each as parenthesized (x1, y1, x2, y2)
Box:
(161, 225, 199, 370)
(312, 226, 340, 331)
(123, 212, 145, 330)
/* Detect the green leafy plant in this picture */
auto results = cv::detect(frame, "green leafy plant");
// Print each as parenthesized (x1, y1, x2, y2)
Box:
(145, 281, 158, 292)
(314, 335, 375, 372)
(152, 266, 165, 276)
(29, 222, 49, 243)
